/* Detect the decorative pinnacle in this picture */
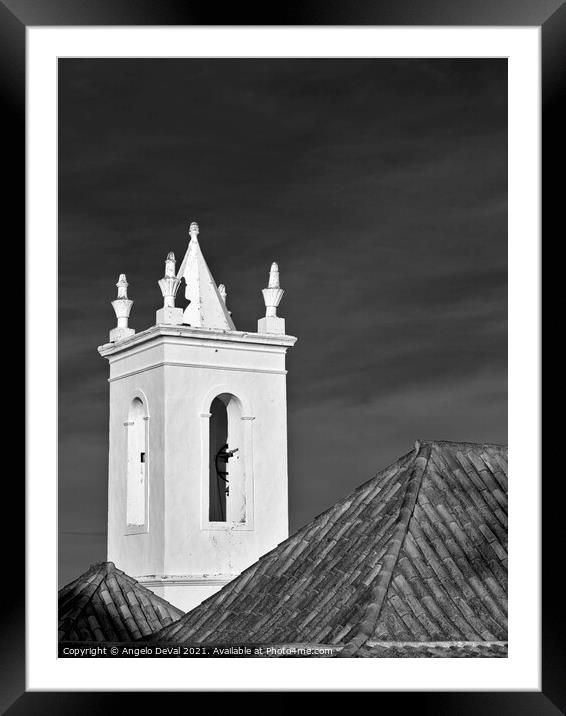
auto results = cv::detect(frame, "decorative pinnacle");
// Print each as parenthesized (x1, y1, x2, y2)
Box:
(258, 261, 286, 333)
(165, 252, 176, 278)
(267, 262, 280, 289)
(261, 262, 285, 317)
(116, 273, 129, 299)
(110, 274, 135, 340)
(218, 284, 232, 316)
(159, 252, 182, 308)
(189, 221, 199, 240)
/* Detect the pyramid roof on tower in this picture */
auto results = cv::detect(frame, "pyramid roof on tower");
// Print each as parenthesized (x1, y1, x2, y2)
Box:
(176, 222, 236, 331)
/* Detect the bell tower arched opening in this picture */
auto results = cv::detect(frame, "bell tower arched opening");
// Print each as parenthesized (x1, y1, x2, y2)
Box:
(208, 393, 245, 524)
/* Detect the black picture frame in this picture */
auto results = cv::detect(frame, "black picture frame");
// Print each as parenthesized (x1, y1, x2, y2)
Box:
(9, 0, 556, 710)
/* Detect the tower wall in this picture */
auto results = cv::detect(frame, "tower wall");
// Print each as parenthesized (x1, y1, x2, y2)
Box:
(101, 326, 294, 612)
(106, 340, 166, 578)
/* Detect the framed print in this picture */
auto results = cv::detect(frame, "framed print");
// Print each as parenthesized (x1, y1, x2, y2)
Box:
(8, 0, 557, 709)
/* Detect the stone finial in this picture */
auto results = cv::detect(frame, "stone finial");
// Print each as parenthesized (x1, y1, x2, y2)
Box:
(157, 252, 183, 325)
(110, 274, 135, 342)
(258, 262, 286, 335)
(189, 221, 199, 240)
(165, 252, 176, 277)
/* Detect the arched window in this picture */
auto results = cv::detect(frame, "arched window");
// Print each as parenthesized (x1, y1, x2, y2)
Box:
(208, 393, 245, 523)
(126, 397, 147, 528)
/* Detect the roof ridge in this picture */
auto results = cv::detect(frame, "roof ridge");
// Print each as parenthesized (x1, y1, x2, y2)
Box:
(75, 562, 108, 596)
(102, 562, 184, 614)
(338, 442, 431, 657)
(420, 439, 508, 449)
(235, 447, 420, 571)
(300, 446, 418, 528)
(58, 561, 107, 592)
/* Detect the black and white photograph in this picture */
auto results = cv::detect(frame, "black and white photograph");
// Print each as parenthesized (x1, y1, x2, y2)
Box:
(57, 57, 509, 659)
(1, 0, 557, 703)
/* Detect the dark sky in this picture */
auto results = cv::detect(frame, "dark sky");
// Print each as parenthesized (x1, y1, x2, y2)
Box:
(58, 59, 507, 587)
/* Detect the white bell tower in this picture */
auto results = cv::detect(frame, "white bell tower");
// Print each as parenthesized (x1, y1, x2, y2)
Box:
(98, 222, 297, 612)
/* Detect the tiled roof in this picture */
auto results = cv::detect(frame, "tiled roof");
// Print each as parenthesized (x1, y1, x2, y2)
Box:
(58, 561, 183, 642)
(149, 440, 507, 656)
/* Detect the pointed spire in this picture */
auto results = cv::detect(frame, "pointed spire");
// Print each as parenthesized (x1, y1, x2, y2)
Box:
(158, 252, 181, 308)
(258, 262, 286, 335)
(176, 220, 236, 330)
(156, 252, 184, 325)
(109, 274, 135, 342)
